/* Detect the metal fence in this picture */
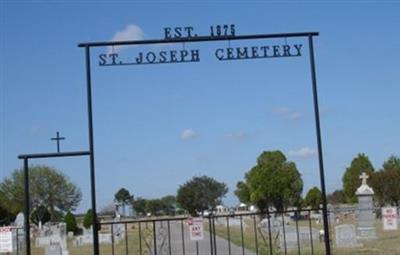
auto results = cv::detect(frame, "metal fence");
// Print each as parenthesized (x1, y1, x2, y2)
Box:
(97, 209, 325, 255)
(8, 207, 400, 255)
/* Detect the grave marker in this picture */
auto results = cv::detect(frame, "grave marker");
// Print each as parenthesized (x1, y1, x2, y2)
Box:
(335, 224, 360, 248)
(382, 207, 398, 231)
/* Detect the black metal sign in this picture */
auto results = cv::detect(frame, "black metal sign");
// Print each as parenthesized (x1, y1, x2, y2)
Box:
(98, 25, 303, 66)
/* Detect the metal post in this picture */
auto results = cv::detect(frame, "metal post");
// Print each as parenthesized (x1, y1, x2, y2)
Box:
(308, 210, 315, 255)
(23, 158, 31, 255)
(125, 223, 129, 255)
(138, 223, 142, 254)
(212, 216, 217, 255)
(167, 221, 172, 255)
(308, 35, 331, 255)
(16, 228, 20, 255)
(84, 46, 100, 255)
(153, 221, 157, 255)
(240, 215, 245, 255)
(253, 215, 258, 255)
(295, 212, 301, 255)
(180, 219, 185, 255)
(282, 213, 287, 255)
(111, 224, 115, 255)
(208, 216, 214, 255)
(227, 217, 231, 255)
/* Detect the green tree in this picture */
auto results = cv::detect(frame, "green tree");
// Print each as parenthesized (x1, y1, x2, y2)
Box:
(177, 175, 228, 216)
(304, 187, 322, 210)
(327, 190, 345, 205)
(145, 199, 165, 216)
(160, 195, 177, 215)
(0, 165, 82, 221)
(234, 181, 251, 204)
(83, 209, 100, 230)
(371, 155, 400, 206)
(114, 188, 134, 216)
(235, 150, 303, 212)
(132, 197, 147, 216)
(64, 211, 78, 234)
(342, 154, 374, 203)
(114, 188, 133, 204)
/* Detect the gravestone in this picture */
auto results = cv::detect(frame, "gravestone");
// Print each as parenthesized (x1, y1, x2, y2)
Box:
(74, 224, 125, 246)
(335, 224, 360, 247)
(355, 172, 376, 240)
(298, 227, 319, 243)
(36, 223, 68, 255)
(14, 213, 24, 227)
(11, 215, 25, 253)
(259, 215, 318, 251)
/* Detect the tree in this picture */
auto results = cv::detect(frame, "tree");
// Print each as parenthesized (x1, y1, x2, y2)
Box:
(145, 199, 164, 216)
(64, 211, 78, 234)
(234, 181, 251, 204)
(177, 175, 228, 216)
(83, 209, 100, 230)
(160, 195, 177, 215)
(304, 187, 322, 210)
(370, 155, 400, 206)
(114, 188, 133, 204)
(342, 154, 374, 203)
(327, 190, 345, 205)
(235, 151, 303, 212)
(0, 205, 15, 225)
(132, 197, 147, 216)
(114, 188, 134, 216)
(0, 165, 82, 221)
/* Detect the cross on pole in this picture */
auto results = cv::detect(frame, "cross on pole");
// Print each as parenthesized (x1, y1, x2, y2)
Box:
(359, 172, 369, 186)
(51, 131, 65, 153)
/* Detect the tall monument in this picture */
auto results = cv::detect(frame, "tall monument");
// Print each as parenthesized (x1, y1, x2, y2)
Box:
(355, 172, 376, 240)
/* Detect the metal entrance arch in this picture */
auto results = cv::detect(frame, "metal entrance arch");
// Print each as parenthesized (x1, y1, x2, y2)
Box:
(77, 31, 331, 255)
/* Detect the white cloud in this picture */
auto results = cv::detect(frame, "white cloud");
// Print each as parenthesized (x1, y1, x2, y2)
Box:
(180, 129, 198, 140)
(288, 147, 317, 158)
(273, 107, 304, 120)
(107, 24, 144, 53)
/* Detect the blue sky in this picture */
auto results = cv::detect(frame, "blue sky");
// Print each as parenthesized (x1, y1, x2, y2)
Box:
(1, 1, 399, 213)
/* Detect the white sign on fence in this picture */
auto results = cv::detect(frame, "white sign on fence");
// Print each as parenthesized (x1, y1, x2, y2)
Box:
(188, 217, 204, 241)
(0, 227, 13, 253)
(382, 207, 398, 231)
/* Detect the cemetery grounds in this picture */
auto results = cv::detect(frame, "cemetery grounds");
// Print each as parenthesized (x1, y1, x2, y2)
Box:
(24, 215, 399, 255)
(209, 214, 400, 255)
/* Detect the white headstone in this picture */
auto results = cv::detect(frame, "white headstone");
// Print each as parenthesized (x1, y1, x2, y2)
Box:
(382, 207, 398, 231)
(335, 224, 360, 248)
(14, 213, 25, 227)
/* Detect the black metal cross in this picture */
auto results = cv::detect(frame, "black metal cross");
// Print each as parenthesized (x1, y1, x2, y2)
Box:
(51, 131, 65, 153)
